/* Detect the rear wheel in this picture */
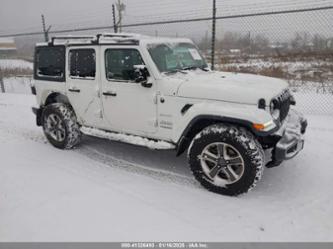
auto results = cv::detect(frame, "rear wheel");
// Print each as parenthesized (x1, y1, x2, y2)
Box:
(188, 124, 264, 196)
(42, 103, 82, 149)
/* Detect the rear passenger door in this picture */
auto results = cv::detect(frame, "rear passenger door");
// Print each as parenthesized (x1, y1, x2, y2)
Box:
(66, 47, 103, 127)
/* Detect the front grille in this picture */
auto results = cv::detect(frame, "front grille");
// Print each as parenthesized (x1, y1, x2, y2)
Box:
(277, 89, 291, 122)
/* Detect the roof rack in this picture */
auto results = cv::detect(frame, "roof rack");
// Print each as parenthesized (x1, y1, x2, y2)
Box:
(101, 33, 135, 38)
(96, 33, 139, 45)
(48, 34, 140, 46)
(49, 36, 95, 46)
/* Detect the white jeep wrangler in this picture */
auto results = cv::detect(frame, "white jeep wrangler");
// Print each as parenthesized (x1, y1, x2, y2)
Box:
(32, 33, 307, 196)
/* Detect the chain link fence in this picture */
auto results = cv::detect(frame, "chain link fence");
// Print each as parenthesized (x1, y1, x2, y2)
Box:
(1, 6, 332, 115)
(213, 8, 333, 115)
(121, 7, 333, 116)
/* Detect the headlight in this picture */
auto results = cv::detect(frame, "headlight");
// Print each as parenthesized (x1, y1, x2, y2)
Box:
(270, 99, 280, 121)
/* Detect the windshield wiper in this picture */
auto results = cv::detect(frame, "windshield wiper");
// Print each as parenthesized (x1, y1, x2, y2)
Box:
(181, 65, 209, 72)
(181, 66, 198, 71)
(164, 65, 209, 75)
(164, 69, 188, 75)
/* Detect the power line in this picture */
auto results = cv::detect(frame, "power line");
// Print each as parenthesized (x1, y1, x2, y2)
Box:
(0, 5, 332, 38)
(127, 1, 333, 20)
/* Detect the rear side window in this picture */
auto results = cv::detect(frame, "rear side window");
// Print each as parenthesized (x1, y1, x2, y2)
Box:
(34, 46, 65, 82)
(69, 49, 96, 79)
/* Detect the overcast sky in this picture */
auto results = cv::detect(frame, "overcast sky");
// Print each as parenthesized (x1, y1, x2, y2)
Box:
(0, 0, 332, 40)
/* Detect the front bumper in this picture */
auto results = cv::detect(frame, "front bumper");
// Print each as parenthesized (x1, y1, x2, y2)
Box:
(267, 109, 307, 167)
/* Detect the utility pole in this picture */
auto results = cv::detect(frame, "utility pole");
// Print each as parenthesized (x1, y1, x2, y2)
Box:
(0, 79, 4, 93)
(205, 30, 209, 53)
(41, 14, 51, 42)
(112, 4, 118, 33)
(116, 0, 126, 33)
(211, 0, 217, 70)
(248, 31, 252, 53)
(0, 71, 5, 93)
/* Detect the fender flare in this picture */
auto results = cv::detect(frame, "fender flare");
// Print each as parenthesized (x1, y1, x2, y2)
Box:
(44, 92, 71, 106)
(176, 115, 278, 156)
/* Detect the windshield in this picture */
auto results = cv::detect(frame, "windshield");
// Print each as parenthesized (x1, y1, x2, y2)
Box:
(147, 42, 208, 73)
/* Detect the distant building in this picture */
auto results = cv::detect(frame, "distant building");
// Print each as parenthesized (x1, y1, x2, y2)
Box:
(229, 49, 241, 54)
(269, 43, 287, 49)
(0, 38, 17, 58)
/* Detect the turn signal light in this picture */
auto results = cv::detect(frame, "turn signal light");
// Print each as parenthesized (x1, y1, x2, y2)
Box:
(253, 123, 265, 131)
(253, 120, 275, 131)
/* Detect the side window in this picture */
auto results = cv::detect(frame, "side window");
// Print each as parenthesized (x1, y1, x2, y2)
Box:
(105, 49, 144, 81)
(34, 46, 65, 82)
(69, 49, 96, 79)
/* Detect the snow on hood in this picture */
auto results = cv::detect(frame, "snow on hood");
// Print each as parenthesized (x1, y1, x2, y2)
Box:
(171, 71, 288, 105)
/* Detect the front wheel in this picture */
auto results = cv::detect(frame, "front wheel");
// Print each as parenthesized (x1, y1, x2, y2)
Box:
(188, 124, 264, 196)
(42, 103, 82, 149)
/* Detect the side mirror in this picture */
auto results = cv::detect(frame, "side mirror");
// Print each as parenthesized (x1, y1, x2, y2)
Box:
(133, 65, 152, 88)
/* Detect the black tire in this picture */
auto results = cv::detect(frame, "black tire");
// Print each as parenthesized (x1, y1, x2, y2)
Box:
(188, 124, 264, 196)
(42, 103, 82, 149)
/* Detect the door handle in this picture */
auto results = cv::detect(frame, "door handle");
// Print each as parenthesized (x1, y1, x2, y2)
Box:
(103, 91, 117, 97)
(68, 88, 81, 93)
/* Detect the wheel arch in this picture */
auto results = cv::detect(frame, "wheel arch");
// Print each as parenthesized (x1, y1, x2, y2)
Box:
(36, 92, 74, 126)
(176, 115, 270, 156)
(44, 92, 72, 107)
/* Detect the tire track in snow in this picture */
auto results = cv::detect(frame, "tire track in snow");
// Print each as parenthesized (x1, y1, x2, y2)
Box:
(1, 122, 198, 189)
(78, 143, 198, 188)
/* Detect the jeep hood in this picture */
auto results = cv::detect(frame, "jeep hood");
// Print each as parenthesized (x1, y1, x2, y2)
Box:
(174, 71, 288, 105)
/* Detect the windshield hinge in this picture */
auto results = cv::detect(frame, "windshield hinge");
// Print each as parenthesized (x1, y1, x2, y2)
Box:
(154, 92, 160, 104)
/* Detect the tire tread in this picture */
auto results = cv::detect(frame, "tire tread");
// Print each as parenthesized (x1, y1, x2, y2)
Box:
(42, 103, 82, 149)
(188, 124, 264, 196)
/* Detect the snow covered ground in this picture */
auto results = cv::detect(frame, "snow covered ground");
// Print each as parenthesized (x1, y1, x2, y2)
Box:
(0, 59, 33, 70)
(0, 92, 332, 242)
(2, 77, 32, 94)
(218, 59, 333, 75)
